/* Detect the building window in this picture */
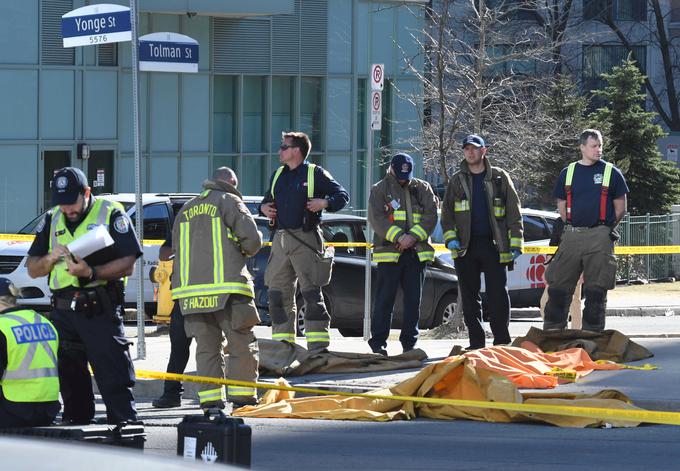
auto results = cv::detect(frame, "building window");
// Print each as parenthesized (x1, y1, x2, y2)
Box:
(583, 0, 646, 22)
(485, 44, 539, 77)
(213, 76, 238, 154)
(243, 76, 266, 153)
(301, 77, 324, 152)
(272, 77, 294, 150)
(357, 78, 367, 149)
(582, 44, 646, 94)
(485, 0, 536, 21)
(672, 0, 680, 22)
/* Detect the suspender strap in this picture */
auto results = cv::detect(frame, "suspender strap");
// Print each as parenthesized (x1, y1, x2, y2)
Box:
(564, 162, 576, 224)
(599, 162, 613, 224)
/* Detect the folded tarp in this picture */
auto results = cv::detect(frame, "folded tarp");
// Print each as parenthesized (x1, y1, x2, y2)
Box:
(235, 348, 642, 428)
(511, 327, 653, 362)
(256, 339, 427, 376)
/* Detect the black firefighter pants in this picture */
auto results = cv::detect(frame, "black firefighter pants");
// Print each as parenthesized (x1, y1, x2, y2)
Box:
(50, 306, 136, 425)
(369, 250, 426, 352)
(162, 303, 193, 398)
(454, 236, 511, 349)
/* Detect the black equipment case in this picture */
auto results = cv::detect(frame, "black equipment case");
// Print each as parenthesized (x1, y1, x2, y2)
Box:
(177, 412, 251, 467)
(0, 423, 146, 449)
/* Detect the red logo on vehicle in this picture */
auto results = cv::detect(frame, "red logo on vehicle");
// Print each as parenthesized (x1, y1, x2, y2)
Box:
(526, 255, 547, 288)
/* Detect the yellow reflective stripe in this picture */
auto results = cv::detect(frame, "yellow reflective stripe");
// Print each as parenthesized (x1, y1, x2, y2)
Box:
(172, 282, 254, 299)
(454, 200, 470, 212)
(212, 217, 224, 284)
(393, 210, 407, 221)
(386, 225, 402, 242)
(271, 166, 285, 199)
(180, 221, 190, 287)
(372, 252, 401, 263)
(565, 162, 577, 187)
(272, 333, 296, 342)
(393, 211, 422, 223)
(305, 331, 330, 342)
(198, 387, 225, 404)
(443, 230, 457, 243)
(227, 386, 256, 396)
(602, 162, 613, 187)
(200, 190, 210, 198)
(494, 207, 506, 217)
(410, 224, 428, 241)
(307, 163, 316, 198)
(417, 251, 435, 262)
(499, 252, 513, 263)
(510, 237, 523, 248)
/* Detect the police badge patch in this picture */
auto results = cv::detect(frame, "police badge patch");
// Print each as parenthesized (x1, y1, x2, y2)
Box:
(113, 216, 129, 233)
(56, 176, 68, 190)
(594, 173, 603, 184)
(35, 217, 46, 234)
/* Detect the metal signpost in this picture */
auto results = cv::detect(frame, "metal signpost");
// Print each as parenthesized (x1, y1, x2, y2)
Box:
(128, 0, 146, 359)
(363, 63, 384, 341)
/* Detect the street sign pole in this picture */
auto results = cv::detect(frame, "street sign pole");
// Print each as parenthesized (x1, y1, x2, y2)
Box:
(363, 95, 373, 342)
(364, 64, 384, 341)
(129, 0, 145, 359)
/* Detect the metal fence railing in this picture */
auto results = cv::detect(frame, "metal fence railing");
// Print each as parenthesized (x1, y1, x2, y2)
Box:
(618, 213, 680, 281)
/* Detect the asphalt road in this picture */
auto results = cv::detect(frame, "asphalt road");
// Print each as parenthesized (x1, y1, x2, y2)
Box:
(140, 411, 680, 470)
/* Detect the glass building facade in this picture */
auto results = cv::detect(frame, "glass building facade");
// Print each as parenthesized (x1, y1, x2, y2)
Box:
(0, 0, 424, 231)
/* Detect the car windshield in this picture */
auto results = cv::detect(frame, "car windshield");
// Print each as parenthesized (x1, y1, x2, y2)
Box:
(18, 201, 135, 234)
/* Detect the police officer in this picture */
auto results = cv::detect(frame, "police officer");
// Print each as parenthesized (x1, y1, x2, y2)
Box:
(0, 278, 60, 428)
(260, 131, 349, 353)
(544, 129, 629, 332)
(441, 135, 523, 349)
(171, 167, 262, 409)
(151, 236, 192, 409)
(26, 167, 141, 425)
(368, 153, 438, 355)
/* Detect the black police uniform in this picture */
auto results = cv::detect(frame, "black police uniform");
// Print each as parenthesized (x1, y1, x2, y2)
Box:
(28, 196, 142, 424)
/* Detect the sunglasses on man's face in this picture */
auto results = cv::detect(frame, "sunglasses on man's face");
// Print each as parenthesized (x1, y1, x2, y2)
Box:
(279, 144, 298, 151)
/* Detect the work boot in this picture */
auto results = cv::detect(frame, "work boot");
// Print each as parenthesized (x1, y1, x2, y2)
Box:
(372, 348, 388, 357)
(231, 397, 259, 408)
(152, 394, 182, 409)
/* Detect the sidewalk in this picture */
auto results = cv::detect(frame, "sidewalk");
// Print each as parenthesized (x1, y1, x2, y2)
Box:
(124, 315, 680, 414)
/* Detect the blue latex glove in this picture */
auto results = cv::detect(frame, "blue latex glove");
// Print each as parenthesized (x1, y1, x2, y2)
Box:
(511, 249, 522, 261)
(447, 240, 460, 250)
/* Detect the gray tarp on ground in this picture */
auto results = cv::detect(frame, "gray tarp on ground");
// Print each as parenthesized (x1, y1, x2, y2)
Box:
(511, 327, 653, 362)
(255, 339, 427, 376)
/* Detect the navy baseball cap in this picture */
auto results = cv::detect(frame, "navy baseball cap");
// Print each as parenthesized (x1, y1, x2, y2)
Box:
(52, 167, 88, 206)
(0, 278, 19, 298)
(391, 153, 414, 180)
(462, 134, 485, 148)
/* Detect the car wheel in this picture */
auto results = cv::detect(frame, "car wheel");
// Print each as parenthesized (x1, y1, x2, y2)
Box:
(295, 290, 333, 337)
(296, 302, 306, 337)
(433, 292, 458, 327)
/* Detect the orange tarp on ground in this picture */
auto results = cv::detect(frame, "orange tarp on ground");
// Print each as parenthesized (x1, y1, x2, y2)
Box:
(234, 345, 643, 428)
(460, 343, 624, 389)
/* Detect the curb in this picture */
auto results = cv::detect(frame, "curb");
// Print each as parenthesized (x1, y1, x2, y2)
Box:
(511, 306, 679, 319)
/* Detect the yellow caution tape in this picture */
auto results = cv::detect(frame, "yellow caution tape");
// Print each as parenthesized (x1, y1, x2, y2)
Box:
(135, 369, 680, 426)
(546, 368, 578, 382)
(2, 231, 678, 255)
(595, 360, 658, 371)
